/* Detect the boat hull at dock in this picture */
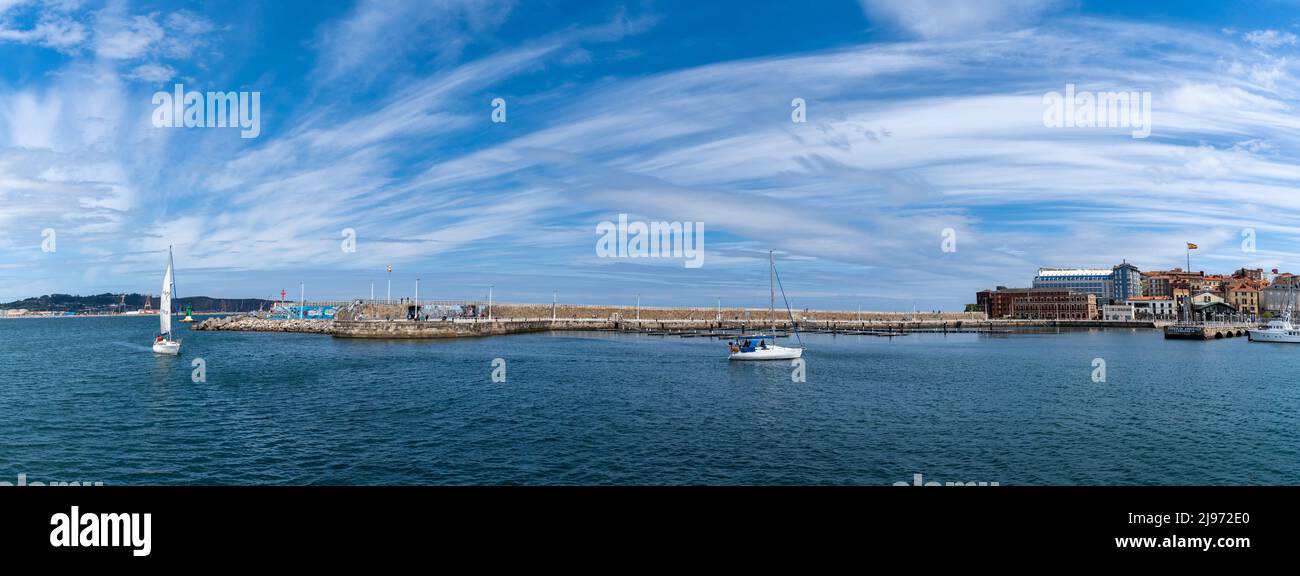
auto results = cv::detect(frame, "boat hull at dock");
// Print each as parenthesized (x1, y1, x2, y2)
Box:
(1248, 319, 1300, 343)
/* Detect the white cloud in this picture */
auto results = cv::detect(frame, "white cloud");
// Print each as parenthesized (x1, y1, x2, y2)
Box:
(93, 13, 163, 59)
(313, 0, 515, 84)
(858, 0, 1065, 38)
(125, 62, 175, 83)
(1244, 29, 1297, 49)
(0, 0, 87, 52)
(1165, 83, 1288, 115)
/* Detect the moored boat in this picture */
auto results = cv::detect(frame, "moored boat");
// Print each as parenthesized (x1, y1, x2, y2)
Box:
(1249, 285, 1300, 343)
(729, 334, 802, 360)
(728, 250, 804, 361)
(1248, 319, 1300, 343)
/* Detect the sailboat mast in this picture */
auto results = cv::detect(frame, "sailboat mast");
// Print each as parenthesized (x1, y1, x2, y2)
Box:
(769, 250, 775, 335)
(169, 245, 176, 305)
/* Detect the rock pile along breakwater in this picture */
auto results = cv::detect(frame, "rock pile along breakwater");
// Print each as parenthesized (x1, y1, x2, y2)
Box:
(192, 315, 333, 334)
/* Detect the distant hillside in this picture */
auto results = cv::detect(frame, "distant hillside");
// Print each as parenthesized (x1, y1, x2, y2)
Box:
(1, 293, 274, 313)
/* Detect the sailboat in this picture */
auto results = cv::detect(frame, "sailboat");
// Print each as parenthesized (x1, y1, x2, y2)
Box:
(728, 250, 803, 361)
(152, 246, 182, 355)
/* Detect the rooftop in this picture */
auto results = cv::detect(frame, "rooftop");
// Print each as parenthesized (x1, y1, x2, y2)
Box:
(1034, 268, 1112, 277)
(981, 287, 1075, 293)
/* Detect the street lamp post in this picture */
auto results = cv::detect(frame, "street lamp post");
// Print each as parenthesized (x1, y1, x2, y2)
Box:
(488, 284, 494, 321)
(386, 265, 392, 304)
(299, 282, 305, 319)
(415, 277, 420, 321)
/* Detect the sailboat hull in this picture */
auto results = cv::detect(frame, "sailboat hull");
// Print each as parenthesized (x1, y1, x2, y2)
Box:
(729, 346, 802, 361)
(152, 340, 181, 355)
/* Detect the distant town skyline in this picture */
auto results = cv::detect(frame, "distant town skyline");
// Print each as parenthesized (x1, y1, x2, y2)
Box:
(4, 1, 1300, 310)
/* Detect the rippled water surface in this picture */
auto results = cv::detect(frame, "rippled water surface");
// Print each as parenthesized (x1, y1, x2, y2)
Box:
(1, 316, 1297, 485)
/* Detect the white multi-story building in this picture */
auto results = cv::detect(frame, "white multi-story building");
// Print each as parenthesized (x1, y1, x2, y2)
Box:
(1101, 303, 1135, 321)
(1033, 268, 1110, 296)
(1125, 297, 1175, 319)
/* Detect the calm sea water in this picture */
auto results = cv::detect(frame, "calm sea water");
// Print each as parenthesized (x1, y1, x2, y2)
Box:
(1, 316, 1297, 485)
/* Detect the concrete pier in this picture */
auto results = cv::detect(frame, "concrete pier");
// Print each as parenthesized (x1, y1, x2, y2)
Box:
(1163, 323, 1256, 340)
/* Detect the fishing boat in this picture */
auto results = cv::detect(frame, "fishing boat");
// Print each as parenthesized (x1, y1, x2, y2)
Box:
(152, 246, 182, 355)
(728, 250, 803, 361)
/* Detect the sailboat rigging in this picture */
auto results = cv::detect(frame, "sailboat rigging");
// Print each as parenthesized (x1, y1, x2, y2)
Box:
(728, 250, 803, 360)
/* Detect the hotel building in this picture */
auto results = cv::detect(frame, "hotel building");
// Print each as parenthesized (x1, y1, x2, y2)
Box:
(1032, 261, 1141, 303)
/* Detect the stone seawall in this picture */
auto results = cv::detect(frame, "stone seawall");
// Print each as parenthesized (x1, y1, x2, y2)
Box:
(336, 301, 988, 323)
(191, 313, 1160, 338)
(494, 304, 986, 323)
(331, 319, 557, 338)
(192, 315, 333, 334)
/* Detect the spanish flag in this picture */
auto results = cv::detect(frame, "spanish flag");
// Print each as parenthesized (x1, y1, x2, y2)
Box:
(1187, 242, 1198, 250)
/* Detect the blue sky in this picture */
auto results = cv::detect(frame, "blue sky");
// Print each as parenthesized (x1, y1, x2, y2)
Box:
(4, 0, 1300, 310)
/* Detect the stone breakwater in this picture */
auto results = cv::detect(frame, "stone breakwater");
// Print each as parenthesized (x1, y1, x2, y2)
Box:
(192, 315, 333, 334)
(335, 302, 987, 323)
(469, 303, 984, 323)
(330, 319, 574, 339)
(191, 313, 1158, 339)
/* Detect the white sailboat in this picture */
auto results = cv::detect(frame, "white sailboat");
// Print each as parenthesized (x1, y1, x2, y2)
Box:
(152, 246, 182, 355)
(728, 250, 803, 361)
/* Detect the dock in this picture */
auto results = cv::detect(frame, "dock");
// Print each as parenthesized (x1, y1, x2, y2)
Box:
(1163, 322, 1257, 340)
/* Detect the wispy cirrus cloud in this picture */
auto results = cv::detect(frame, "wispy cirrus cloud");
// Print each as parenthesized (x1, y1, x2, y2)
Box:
(858, 0, 1068, 39)
(5, 0, 1300, 311)
(312, 0, 515, 85)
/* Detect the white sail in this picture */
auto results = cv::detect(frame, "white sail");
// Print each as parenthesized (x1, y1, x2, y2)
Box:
(160, 261, 172, 337)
